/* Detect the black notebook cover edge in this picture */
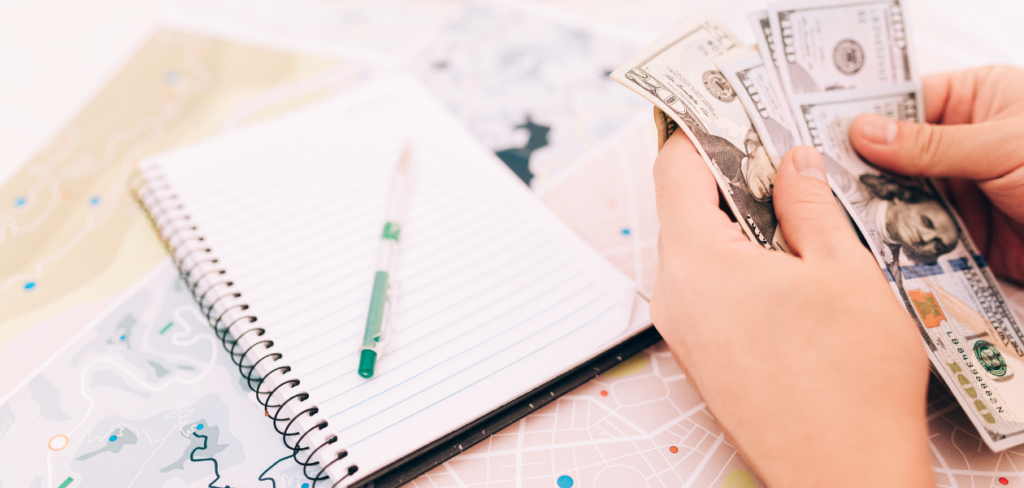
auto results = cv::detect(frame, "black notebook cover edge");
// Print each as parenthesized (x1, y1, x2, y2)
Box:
(352, 324, 662, 488)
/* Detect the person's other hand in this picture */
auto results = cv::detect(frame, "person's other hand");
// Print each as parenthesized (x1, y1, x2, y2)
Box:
(650, 133, 932, 488)
(850, 66, 1024, 283)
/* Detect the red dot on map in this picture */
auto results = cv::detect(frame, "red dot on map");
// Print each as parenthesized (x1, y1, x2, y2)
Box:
(600, 390, 608, 397)
(669, 446, 678, 454)
(1000, 477, 1008, 485)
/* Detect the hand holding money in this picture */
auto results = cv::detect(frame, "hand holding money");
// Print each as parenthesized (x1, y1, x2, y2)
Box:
(614, 1, 1024, 452)
(651, 133, 933, 488)
(848, 66, 1024, 283)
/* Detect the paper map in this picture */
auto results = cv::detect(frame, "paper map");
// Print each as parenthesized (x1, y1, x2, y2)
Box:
(4, 0, 1024, 486)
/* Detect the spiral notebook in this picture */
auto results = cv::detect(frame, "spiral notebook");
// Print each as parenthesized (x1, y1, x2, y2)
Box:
(135, 77, 652, 487)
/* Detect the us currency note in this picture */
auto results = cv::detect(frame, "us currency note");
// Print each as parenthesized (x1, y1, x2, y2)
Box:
(748, 11, 789, 105)
(610, 18, 790, 252)
(767, 0, 915, 95)
(717, 46, 800, 170)
(794, 85, 1024, 451)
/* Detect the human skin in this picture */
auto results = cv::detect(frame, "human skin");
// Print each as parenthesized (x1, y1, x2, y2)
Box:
(850, 65, 1024, 283)
(650, 65, 1024, 486)
(650, 136, 933, 487)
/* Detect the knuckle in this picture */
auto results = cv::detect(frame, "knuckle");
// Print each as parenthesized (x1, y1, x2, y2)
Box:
(910, 123, 944, 174)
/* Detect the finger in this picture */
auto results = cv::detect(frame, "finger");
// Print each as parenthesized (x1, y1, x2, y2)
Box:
(772, 146, 862, 260)
(848, 113, 1021, 181)
(920, 67, 1001, 125)
(654, 131, 750, 251)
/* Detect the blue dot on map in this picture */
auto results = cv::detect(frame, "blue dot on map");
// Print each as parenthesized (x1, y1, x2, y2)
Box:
(557, 475, 573, 488)
(89, 196, 101, 206)
(24, 282, 36, 291)
(165, 71, 179, 85)
(197, 424, 204, 430)
(119, 335, 126, 341)
(621, 228, 631, 236)
(14, 196, 26, 207)
(109, 435, 117, 442)
(302, 484, 309, 488)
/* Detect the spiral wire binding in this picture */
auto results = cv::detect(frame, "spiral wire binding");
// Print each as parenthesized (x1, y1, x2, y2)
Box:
(131, 172, 358, 486)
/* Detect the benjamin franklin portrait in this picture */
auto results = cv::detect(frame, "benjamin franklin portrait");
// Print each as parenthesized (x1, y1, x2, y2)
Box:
(858, 173, 958, 265)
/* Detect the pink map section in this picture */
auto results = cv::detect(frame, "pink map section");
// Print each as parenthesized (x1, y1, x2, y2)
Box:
(412, 281, 1024, 488)
(413, 342, 763, 488)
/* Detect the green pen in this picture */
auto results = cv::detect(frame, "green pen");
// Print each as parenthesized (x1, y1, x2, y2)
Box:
(359, 145, 413, 378)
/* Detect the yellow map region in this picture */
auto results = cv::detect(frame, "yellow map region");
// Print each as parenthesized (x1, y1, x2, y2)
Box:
(0, 29, 361, 349)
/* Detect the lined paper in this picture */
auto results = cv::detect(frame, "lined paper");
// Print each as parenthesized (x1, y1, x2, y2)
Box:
(141, 78, 640, 484)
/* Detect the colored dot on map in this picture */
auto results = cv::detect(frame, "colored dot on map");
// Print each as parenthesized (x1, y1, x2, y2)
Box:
(165, 71, 179, 85)
(1000, 478, 1009, 485)
(14, 196, 26, 207)
(24, 282, 36, 291)
(621, 228, 630, 236)
(600, 390, 608, 397)
(302, 484, 309, 488)
(89, 196, 101, 206)
(669, 446, 679, 454)
(120, 335, 126, 341)
(556, 475, 573, 488)
(109, 435, 117, 442)
(197, 424, 204, 430)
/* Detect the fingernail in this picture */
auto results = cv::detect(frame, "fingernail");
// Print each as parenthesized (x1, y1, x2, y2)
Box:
(860, 114, 899, 145)
(793, 147, 827, 184)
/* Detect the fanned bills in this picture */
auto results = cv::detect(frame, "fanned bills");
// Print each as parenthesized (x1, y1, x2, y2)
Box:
(716, 46, 800, 169)
(747, 11, 789, 106)
(610, 18, 790, 252)
(610, 0, 1024, 451)
(793, 86, 1024, 450)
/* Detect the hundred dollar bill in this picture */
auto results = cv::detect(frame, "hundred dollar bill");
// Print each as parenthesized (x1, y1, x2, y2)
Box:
(794, 85, 1024, 451)
(748, 11, 789, 105)
(767, 0, 915, 95)
(716, 46, 800, 169)
(610, 18, 790, 252)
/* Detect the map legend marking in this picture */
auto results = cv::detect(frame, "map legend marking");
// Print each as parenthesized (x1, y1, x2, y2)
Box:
(669, 446, 679, 454)
(159, 322, 174, 334)
(556, 475, 574, 487)
(89, 196, 101, 206)
(57, 477, 74, 488)
(599, 390, 608, 396)
(621, 228, 630, 236)
(14, 196, 26, 207)
(109, 435, 117, 442)
(24, 281, 35, 291)
(1000, 478, 1009, 485)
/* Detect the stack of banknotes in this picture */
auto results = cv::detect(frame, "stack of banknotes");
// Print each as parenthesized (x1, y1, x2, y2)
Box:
(611, 0, 1024, 451)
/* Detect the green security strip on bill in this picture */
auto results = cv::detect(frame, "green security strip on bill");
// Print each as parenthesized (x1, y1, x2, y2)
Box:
(767, 0, 915, 96)
(793, 85, 1024, 451)
(610, 18, 791, 253)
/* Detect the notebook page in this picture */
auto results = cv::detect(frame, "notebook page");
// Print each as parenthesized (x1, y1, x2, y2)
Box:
(141, 77, 639, 484)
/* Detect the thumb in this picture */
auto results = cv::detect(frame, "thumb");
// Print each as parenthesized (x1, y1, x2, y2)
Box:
(773, 146, 862, 260)
(849, 113, 1021, 180)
